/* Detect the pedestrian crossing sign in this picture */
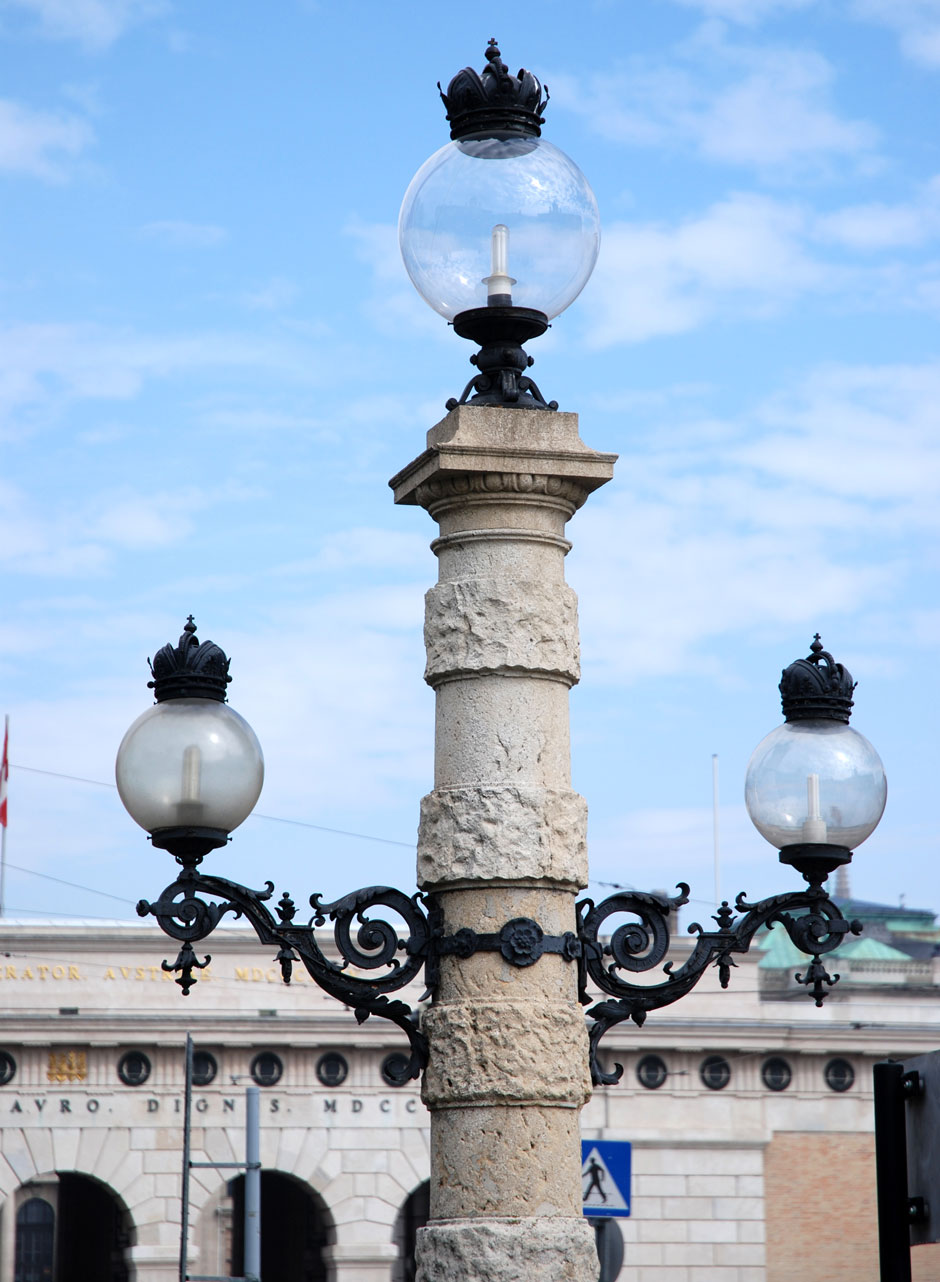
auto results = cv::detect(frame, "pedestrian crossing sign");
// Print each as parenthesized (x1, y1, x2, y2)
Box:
(581, 1140, 631, 1218)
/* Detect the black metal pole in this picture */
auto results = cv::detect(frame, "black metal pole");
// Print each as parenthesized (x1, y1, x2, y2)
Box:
(874, 1061, 912, 1282)
(180, 1033, 194, 1282)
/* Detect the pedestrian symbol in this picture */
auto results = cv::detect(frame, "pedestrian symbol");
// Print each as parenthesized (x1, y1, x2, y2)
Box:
(581, 1140, 631, 1218)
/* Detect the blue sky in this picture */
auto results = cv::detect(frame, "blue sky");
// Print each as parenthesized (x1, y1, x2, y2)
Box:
(1, 0, 938, 928)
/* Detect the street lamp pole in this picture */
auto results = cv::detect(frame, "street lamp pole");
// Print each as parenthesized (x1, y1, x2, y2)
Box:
(119, 40, 888, 1282)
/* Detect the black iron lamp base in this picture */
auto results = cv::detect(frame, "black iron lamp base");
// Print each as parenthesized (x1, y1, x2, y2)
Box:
(447, 305, 557, 411)
(150, 826, 229, 862)
(779, 842, 852, 883)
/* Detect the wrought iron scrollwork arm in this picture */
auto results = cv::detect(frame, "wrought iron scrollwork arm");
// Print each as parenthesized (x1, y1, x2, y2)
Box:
(576, 882, 862, 1086)
(138, 864, 433, 1083)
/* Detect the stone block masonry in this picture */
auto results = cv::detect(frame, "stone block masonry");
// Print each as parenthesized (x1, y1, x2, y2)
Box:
(392, 405, 616, 1282)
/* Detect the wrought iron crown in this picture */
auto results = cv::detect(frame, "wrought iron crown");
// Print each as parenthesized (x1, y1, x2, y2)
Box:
(780, 634, 856, 723)
(439, 38, 548, 140)
(148, 616, 232, 704)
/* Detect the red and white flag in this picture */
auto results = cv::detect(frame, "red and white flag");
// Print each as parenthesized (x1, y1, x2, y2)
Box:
(0, 717, 8, 829)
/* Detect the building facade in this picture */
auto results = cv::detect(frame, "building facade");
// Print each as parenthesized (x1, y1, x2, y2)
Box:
(0, 909, 938, 1282)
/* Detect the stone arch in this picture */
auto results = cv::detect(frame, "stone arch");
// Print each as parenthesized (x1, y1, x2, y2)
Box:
(7, 1171, 133, 1282)
(391, 1179, 429, 1282)
(194, 1168, 334, 1282)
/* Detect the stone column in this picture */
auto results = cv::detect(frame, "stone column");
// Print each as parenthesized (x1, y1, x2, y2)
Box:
(391, 406, 616, 1282)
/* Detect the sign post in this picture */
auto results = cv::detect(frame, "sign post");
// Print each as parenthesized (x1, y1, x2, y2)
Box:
(581, 1140, 631, 1282)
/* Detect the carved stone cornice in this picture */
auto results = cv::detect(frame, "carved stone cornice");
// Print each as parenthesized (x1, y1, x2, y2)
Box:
(389, 405, 616, 510)
(413, 469, 594, 515)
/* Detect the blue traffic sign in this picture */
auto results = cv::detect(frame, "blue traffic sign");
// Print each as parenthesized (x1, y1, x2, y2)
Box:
(581, 1140, 631, 1218)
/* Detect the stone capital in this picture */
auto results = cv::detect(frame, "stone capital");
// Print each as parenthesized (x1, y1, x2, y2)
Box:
(390, 405, 616, 509)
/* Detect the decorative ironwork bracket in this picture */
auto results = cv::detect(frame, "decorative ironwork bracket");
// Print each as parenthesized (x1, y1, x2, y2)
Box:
(137, 865, 582, 1084)
(138, 860, 434, 1084)
(576, 881, 863, 1086)
(138, 853, 860, 1090)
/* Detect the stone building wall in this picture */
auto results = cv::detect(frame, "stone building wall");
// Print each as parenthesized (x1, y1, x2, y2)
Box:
(0, 920, 936, 1282)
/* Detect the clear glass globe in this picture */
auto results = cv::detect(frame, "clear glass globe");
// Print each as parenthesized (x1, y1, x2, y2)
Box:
(399, 135, 600, 321)
(745, 720, 887, 851)
(116, 699, 264, 836)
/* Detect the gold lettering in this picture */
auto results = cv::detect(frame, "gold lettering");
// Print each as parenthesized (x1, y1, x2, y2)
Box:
(136, 968, 146, 981)
(266, 968, 277, 983)
(161, 969, 173, 981)
(235, 968, 249, 982)
(149, 966, 160, 980)
(22, 968, 33, 980)
(4, 966, 13, 979)
(251, 968, 264, 982)
(120, 967, 130, 980)
(38, 965, 49, 980)
(104, 968, 116, 980)
(52, 965, 65, 980)
(68, 966, 80, 980)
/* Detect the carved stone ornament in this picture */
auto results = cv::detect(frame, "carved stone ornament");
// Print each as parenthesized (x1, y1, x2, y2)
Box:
(413, 471, 593, 514)
(424, 579, 580, 686)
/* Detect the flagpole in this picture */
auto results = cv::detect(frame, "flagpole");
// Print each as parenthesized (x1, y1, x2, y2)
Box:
(1, 714, 8, 918)
(712, 752, 720, 909)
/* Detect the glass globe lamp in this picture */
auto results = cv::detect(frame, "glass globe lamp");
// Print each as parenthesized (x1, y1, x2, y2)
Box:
(745, 636, 886, 882)
(399, 39, 600, 411)
(400, 135, 600, 323)
(115, 618, 263, 861)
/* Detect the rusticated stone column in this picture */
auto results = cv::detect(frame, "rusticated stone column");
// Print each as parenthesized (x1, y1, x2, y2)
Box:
(391, 405, 616, 1282)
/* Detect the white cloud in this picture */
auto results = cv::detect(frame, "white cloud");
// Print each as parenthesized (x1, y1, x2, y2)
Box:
(344, 218, 445, 340)
(853, 0, 940, 67)
(0, 322, 319, 438)
(241, 276, 299, 311)
(0, 477, 266, 578)
(0, 97, 92, 179)
(0, 0, 166, 51)
(574, 359, 940, 685)
(583, 193, 825, 345)
(693, 44, 877, 168)
(0, 480, 109, 577)
(815, 177, 940, 249)
(669, 0, 815, 20)
(551, 31, 877, 174)
(139, 220, 228, 249)
(579, 175, 940, 348)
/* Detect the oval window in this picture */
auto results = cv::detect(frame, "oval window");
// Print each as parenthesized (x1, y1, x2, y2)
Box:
(700, 1055, 731, 1091)
(636, 1054, 668, 1090)
(250, 1051, 283, 1087)
(118, 1050, 151, 1087)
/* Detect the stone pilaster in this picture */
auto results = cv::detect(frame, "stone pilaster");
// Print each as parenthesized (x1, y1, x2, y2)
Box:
(391, 406, 616, 1282)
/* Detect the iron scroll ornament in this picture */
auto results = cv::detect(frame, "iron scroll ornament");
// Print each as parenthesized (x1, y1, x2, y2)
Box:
(576, 882, 863, 1086)
(137, 861, 580, 1084)
(138, 859, 860, 1089)
(137, 860, 433, 1085)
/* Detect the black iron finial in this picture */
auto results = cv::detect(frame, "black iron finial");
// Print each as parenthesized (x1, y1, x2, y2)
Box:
(147, 617, 232, 704)
(439, 39, 549, 140)
(779, 636, 856, 724)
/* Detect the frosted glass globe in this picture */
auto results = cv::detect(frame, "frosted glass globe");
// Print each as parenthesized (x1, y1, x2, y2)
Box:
(116, 698, 263, 836)
(745, 719, 886, 852)
(399, 135, 600, 321)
